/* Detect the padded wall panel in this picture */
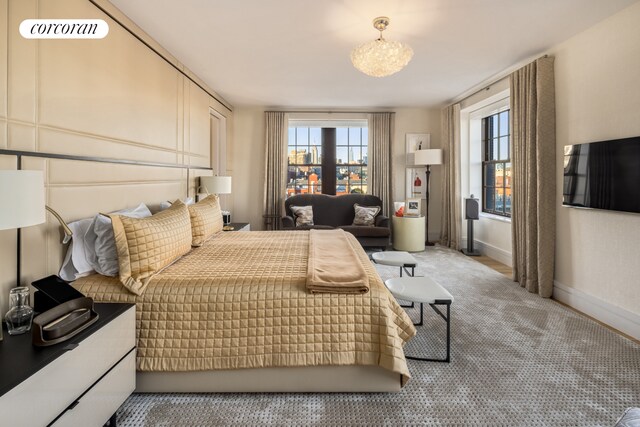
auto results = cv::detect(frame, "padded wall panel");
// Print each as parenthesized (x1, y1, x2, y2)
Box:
(0, 120, 6, 149)
(188, 154, 210, 168)
(8, 122, 36, 151)
(0, 155, 17, 315)
(176, 75, 185, 164)
(7, 0, 36, 123)
(38, 0, 180, 155)
(38, 127, 179, 165)
(0, 0, 7, 121)
(189, 81, 211, 161)
(20, 156, 187, 288)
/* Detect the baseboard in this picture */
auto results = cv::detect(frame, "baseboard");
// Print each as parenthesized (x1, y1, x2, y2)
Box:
(553, 280, 640, 341)
(461, 237, 512, 267)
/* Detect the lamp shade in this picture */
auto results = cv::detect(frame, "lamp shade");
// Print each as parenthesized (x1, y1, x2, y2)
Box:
(200, 176, 232, 194)
(0, 170, 46, 230)
(414, 149, 443, 166)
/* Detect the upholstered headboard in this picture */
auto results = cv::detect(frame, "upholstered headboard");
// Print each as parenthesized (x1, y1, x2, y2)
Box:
(0, 152, 211, 314)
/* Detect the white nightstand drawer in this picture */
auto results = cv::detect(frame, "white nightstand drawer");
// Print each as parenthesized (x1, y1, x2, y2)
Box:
(0, 306, 135, 427)
(53, 350, 136, 427)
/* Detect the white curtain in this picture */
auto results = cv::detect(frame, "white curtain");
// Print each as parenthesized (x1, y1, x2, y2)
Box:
(263, 112, 288, 230)
(440, 104, 461, 249)
(368, 113, 394, 217)
(510, 57, 556, 297)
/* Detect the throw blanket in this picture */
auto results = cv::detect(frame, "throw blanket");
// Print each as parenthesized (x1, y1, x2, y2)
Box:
(306, 229, 370, 294)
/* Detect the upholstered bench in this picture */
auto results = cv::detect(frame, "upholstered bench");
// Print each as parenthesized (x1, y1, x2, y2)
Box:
(384, 276, 453, 363)
(615, 407, 640, 426)
(371, 251, 417, 277)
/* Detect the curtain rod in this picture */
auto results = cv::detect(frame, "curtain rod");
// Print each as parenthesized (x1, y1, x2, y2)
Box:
(265, 111, 395, 114)
(450, 54, 549, 106)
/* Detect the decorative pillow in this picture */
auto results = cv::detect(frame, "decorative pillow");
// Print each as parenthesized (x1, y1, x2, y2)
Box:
(188, 194, 224, 246)
(85, 203, 152, 276)
(111, 201, 193, 296)
(352, 203, 381, 226)
(59, 217, 96, 281)
(290, 205, 314, 227)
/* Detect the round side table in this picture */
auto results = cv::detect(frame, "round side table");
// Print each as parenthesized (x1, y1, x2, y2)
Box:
(392, 215, 425, 252)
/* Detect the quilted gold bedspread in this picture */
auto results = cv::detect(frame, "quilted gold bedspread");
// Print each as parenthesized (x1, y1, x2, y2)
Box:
(73, 230, 416, 384)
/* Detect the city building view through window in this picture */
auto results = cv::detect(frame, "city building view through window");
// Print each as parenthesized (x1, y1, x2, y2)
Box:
(287, 126, 368, 197)
(482, 110, 511, 217)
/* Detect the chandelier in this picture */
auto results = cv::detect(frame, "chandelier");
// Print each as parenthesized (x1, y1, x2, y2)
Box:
(350, 16, 414, 78)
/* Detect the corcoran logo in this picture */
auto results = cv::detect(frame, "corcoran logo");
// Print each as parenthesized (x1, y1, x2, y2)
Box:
(19, 19, 109, 39)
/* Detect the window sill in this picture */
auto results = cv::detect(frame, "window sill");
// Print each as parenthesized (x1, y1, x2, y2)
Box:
(479, 212, 512, 223)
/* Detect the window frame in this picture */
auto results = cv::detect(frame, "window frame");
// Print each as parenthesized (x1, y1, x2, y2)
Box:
(287, 125, 368, 197)
(481, 110, 511, 217)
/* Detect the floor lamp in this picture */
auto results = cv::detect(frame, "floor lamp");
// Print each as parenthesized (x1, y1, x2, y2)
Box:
(414, 149, 443, 246)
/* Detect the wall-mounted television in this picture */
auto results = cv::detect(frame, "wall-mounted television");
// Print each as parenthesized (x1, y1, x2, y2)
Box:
(563, 136, 640, 214)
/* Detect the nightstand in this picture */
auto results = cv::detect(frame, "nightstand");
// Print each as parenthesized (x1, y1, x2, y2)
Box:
(392, 215, 426, 252)
(0, 303, 135, 426)
(224, 222, 250, 231)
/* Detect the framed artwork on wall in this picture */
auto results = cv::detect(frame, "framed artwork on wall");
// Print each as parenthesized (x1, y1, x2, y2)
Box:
(405, 133, 430, 165)
(405, 133, 430, 200)
(406, 168, 427, 200)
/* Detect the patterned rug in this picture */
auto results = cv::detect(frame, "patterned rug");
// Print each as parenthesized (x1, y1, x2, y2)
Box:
(117, 246, 640, 426)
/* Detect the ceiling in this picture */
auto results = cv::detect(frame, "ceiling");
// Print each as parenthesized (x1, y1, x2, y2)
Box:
(110, 0, 637, 109)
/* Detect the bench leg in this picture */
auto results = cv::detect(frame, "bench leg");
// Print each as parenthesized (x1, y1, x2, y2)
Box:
(406, 302, 451, 363)
(399, 266, 416, 309)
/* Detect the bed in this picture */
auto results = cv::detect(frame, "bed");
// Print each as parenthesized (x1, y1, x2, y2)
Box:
(73, 229, 416, 392)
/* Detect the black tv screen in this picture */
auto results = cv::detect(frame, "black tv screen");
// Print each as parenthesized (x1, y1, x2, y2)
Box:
(563, 136, 640, 214)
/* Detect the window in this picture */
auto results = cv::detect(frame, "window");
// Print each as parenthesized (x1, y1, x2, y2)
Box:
(287, 126, 367, 197)
(482, 110, 511, 217)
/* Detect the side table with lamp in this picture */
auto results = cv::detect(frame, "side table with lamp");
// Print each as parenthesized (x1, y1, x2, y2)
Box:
(0, 169, 135, 426)
(413, 149, 443, 246)
(0, 170, 73, 338)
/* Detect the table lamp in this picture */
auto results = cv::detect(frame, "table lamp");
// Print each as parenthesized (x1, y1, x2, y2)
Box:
(414, 149, 443, 246)
(199, 176, 232, 224)
(0, 170, 72, 292)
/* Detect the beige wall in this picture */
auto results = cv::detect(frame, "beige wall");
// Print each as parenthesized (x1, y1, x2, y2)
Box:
(231, 107, 441, 236)
(231, 107, 265, 229)
(0, 0, 232, 311)
(392, 108, 442, 242)
(550, 1, 640, 316)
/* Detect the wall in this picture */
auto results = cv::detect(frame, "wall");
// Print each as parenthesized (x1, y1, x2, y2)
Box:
(0, 0, 233, 313)
(231, 107, 441, 236)
(231, 107, 265, 229)
(549, 1, 640, 334)
(392, 108, 442, 242)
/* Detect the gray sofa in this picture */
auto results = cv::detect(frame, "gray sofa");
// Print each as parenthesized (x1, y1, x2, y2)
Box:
(282, 194, 390, 249)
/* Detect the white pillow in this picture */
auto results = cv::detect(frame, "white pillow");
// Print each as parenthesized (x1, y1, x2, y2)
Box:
(59, 217, 97, 281)
(159, 197, 194, 211)
(85, 203, 152, 276)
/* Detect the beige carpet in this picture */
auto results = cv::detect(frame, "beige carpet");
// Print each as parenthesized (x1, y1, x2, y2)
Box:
(117, 246, 640, 426)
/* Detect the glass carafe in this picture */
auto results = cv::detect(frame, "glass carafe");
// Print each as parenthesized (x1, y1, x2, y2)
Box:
(5, 287, 34, 335)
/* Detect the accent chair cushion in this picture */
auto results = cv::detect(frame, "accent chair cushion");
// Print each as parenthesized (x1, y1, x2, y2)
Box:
(352, 203, 380, 226)
(111, 200, 193, 295)
(188, 194, 224, 246)
(290, 205, 314, 226)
